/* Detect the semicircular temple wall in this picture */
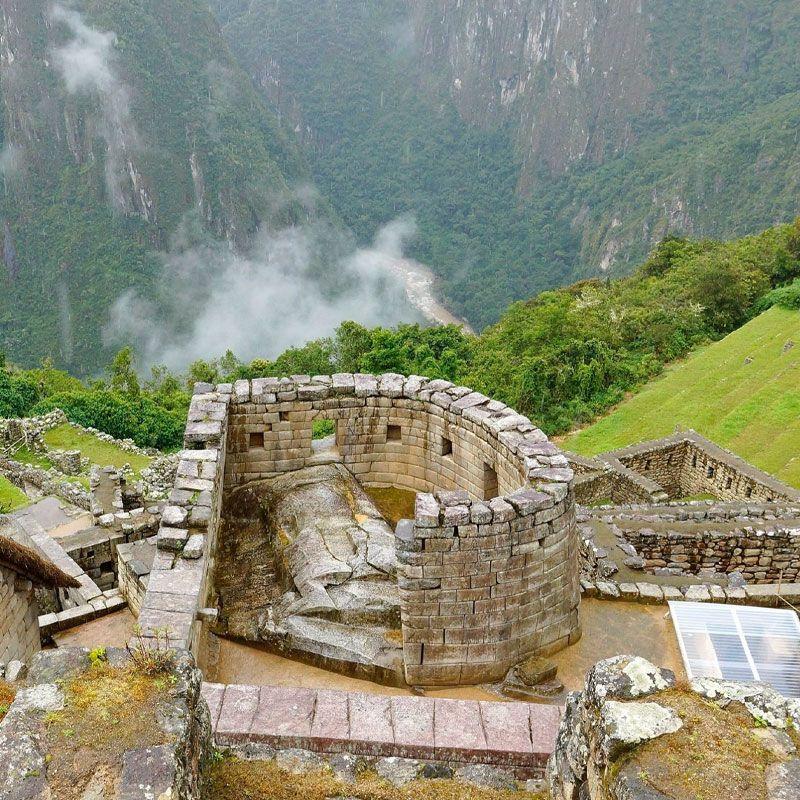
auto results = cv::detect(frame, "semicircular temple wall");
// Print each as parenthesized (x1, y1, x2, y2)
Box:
(217, 373, 581, 686)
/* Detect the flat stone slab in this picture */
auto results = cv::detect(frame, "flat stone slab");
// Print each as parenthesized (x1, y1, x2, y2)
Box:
(203, 682, 561, 768)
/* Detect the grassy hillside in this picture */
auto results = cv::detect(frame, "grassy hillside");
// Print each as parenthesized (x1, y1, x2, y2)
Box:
(563, 306, 800, 487)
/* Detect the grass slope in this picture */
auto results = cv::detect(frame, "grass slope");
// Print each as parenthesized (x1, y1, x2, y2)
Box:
(43, 424, 152, 477)
(563, 307, 800, 488)
(0, 476, 29, 512)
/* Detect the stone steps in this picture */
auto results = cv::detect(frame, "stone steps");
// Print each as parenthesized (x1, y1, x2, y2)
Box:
(201, 682, 562, 773)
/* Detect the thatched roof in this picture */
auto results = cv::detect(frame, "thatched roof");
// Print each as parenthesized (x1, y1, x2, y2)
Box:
(0, 535, 81, 589)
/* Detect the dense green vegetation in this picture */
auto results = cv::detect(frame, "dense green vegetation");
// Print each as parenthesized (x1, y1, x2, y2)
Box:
(563, 306, 800, 488)
(0, 0, 311, 373)
(213, 0, 800, 329)
(2, 221, 798, 456)
(182, 220, 800, 435)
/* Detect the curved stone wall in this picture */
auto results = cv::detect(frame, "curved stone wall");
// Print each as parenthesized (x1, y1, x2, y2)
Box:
(217, 373, 581, 686)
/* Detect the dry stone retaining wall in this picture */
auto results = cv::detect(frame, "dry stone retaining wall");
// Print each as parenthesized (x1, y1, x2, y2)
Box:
(599, 431, 800, 504)
(622, 525, 800, 583)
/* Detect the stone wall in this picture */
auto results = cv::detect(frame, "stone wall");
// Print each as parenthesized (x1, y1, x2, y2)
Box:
(218, 374, 579, 686)
(601, 431, 800, 504)
(0, 563, 40, 663)
(622, 525, 800, 583)
(133, 383, 229, 664)
(0, 455, 91, 510)
(224, 374, 531, 499)
(399, 489, 580, 685)
(572, 466, 662, 506)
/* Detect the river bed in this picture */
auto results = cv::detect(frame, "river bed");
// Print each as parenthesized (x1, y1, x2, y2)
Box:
(375, 254, 475, 333)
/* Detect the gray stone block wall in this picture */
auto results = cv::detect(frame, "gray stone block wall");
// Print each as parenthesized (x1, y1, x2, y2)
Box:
(0, 564, 41, 664)
(399, 490, 581, 685)
(603, 432, 800, 504)
(623, 526, 800, 583)
(221, 375, 580, 686)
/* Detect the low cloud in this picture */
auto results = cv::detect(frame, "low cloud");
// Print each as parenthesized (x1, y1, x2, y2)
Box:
(104, 215, 422, 370)
(50, 4, 143, 214)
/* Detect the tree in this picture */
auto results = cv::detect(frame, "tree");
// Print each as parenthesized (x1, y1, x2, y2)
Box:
(108, 347, 140, 397)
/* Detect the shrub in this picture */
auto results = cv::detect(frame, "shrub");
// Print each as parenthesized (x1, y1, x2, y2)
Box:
(32, 391, 185, 450)
(754, 278, 800, 312)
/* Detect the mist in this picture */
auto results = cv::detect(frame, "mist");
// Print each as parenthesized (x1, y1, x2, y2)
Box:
(104, 214, 422, 371)
(49, 4, 142, 214)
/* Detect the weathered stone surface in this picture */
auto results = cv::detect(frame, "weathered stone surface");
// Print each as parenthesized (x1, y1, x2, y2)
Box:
(0, 650, 212, 800)
(4, 660, 27, 682)
(691, 677, 793, 729)
(586, 656, 676, 706)
(182, 534, 205, 560)
(599, 701, 682, 761)
(375, 756, 419, 786)
(766, 759, 800, 800)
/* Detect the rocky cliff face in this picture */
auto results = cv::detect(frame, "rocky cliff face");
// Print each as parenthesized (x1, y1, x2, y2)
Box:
(411, 0, 651, 189)
(0, 0, 311, 371)
(212, 0, 800, 329)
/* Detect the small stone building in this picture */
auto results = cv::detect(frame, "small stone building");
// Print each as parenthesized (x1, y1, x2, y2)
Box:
(0, 534, 80, 664)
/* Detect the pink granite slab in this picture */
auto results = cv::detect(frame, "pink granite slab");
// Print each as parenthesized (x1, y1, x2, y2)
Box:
(529, 704, 563, 766)
(216, 684, 260, 745)
(200, 682, 225, 730)
(479, 700, 533, 766)
(310, 689, 350, 752)
(250, 685, 317, 748)
(433, 698, 488, 762)
(347, 692, 395, 757)
(390, 695, 435, 758)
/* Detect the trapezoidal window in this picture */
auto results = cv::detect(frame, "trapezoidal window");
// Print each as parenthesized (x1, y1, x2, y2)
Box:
(482, 462, 499, 501)
(249, 431, 265, 449)
(387, 424, 402, 442)
(726, 477, 733, 489)
(692, 454, 698, 468)
(441, 436, 453, 457)
(706, 466, 715, 479)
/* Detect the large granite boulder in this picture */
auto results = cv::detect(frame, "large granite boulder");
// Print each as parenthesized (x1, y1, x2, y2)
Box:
(217, 463, 399, 634)
(548, 654, 800, 800)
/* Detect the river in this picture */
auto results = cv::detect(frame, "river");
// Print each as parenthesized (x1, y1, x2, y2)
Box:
(377, 255, 475, 334)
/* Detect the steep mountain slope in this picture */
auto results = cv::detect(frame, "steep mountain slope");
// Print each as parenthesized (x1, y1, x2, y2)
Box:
(563, 306, 800, 488)
(0, 0, 310, 372)
(213, 0, 800, 327)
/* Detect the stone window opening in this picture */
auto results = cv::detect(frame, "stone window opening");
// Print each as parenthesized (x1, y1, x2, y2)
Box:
(745, 486, 753, 498)
(726, 477, 733, 489)
(645, 459, 652, 470)
(441, 436, 453, 458)
(387, 424, 402, 442)
(312, 415, 340, 457)
(706, 466, 715, 479)
(483, 462, 499, 501)
(279, 411, 290, 422)
(249, 431, 265, 450)
(186, 440, 207, 451)
(692, 454, 698, 468)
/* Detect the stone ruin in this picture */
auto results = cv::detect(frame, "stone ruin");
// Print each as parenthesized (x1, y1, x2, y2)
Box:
(568, 429, 800, 507)
(135, 373, 581, 687)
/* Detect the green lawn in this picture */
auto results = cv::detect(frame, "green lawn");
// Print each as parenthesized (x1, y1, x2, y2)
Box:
(0, 475, 29, 512)
(42, 424, 152, 478)
(563, 307, 800, 488)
